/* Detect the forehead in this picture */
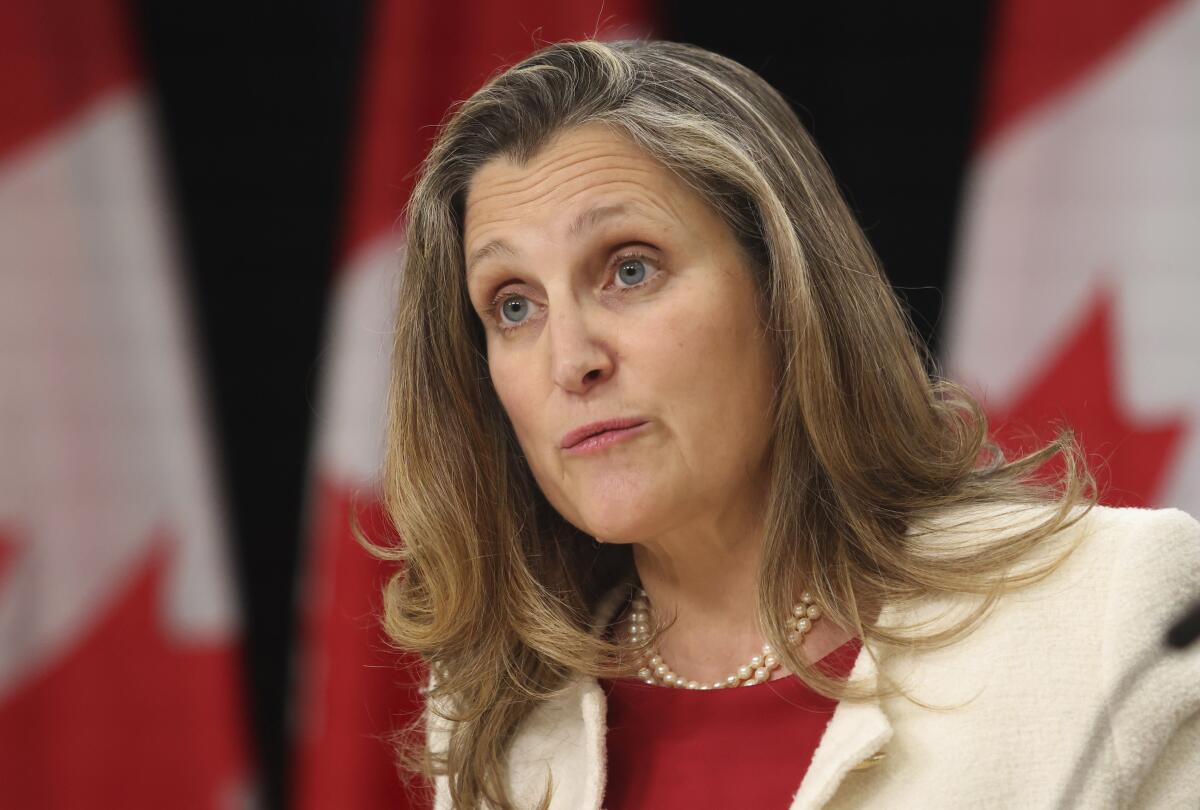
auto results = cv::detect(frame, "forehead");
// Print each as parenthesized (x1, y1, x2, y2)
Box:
(462, 123, 696, 249)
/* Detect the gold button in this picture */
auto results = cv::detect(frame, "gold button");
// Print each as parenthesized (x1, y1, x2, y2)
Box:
(849, 752, 887, 772)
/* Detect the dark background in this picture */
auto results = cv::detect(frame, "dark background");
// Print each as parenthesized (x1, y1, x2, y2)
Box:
(129, 2, 992, 806)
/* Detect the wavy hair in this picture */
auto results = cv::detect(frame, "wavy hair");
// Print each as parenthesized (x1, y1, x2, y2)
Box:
(362, 38, 1096, 809)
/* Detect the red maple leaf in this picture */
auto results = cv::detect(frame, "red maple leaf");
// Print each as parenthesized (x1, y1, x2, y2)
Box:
(988, 290, 1186, 507)
(0, 533, 253, 809)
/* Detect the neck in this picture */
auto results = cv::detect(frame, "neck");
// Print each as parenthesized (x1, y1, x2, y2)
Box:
(628, 500, 770, 683)
(621, 502, 857, 683)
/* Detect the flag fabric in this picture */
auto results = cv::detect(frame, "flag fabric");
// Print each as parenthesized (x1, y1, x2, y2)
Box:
(289, 2, 652, 808)
(945, 0, 1199, 514)
(0, 0, 256, 807)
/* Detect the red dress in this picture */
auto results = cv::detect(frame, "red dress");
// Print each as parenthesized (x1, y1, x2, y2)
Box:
(599, 637, 862, 809)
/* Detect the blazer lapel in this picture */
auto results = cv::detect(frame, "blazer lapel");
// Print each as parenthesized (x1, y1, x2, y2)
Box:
(502, 583, 631, 809)
(788, 642, 892, 810)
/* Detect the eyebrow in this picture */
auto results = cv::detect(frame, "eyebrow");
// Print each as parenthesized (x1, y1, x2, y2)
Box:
(465, 203, 642, 278)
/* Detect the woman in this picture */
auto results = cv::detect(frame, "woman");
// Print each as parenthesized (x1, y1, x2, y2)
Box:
(364, 39, 1200, 809)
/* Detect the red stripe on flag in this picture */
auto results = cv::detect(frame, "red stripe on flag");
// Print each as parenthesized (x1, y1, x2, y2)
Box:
(292, 480, 429, 810)
(974, 0, 1175, 149)
(0, 0, 137, 161)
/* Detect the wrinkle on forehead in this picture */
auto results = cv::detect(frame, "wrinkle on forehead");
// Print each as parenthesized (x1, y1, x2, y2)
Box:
(463, 125, 694, 254)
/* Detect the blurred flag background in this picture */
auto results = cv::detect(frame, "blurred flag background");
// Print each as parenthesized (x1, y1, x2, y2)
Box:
(0, 0, 255, 807)
(0, 1, 1194, 809)
(945, 0, 1199, 517)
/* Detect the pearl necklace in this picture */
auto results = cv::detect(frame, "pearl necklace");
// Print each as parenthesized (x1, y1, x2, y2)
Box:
(628, 588, 821, 689)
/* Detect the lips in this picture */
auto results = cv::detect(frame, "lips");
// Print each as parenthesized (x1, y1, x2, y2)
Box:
(561, 417, 649, 449)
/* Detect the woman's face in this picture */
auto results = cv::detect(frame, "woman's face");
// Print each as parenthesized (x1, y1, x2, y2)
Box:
(462, 122, 777, 545)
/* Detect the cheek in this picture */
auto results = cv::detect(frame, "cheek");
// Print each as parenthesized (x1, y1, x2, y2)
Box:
(487, 352, 583, 520)
(488, 354, 533, 436)
(487, 357, 520, 424)
(642, 280, 774, 453)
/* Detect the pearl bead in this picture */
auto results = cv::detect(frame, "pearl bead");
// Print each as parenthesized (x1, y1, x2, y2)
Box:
(628, 585, 821, 689)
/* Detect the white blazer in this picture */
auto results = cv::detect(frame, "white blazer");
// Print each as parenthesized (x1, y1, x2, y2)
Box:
(429, 504, 1200, 809)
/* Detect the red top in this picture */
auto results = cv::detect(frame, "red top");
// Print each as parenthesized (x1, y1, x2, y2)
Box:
(599, 637, 862, 809)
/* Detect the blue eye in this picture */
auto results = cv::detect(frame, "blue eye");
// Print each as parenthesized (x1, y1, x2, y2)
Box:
(501, 297, 530, 323)
(615, 257, 648, 286)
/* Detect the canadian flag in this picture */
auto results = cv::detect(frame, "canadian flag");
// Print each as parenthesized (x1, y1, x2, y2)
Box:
(288, 2, 652, 808)
(0, 0, 255, 808)
(945, 0, 1199, 514)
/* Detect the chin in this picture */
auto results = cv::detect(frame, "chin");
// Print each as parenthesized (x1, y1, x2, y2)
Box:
(569, 496, 669, 545)
(536, 465, 672, 540)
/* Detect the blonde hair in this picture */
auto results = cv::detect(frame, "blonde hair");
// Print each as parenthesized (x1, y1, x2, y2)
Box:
(363, 38, 1095, 809)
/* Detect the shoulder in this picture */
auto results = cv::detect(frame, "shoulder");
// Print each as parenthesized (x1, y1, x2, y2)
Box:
(1079, 504, 1199, 676)
(1066, 505, 1199, 672)
(1077, 503, 1200, 576)
(914, 500, 1199, 590)
(987, 502, 1196, 642)
(862, 505, 1200, 804)
(1050, 504, 1200, 626)
(880, 501, 1200, 691)
(1083, 506, 1200, 802)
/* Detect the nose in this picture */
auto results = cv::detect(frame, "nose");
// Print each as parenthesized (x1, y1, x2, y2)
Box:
(547, 295, 614, 394)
